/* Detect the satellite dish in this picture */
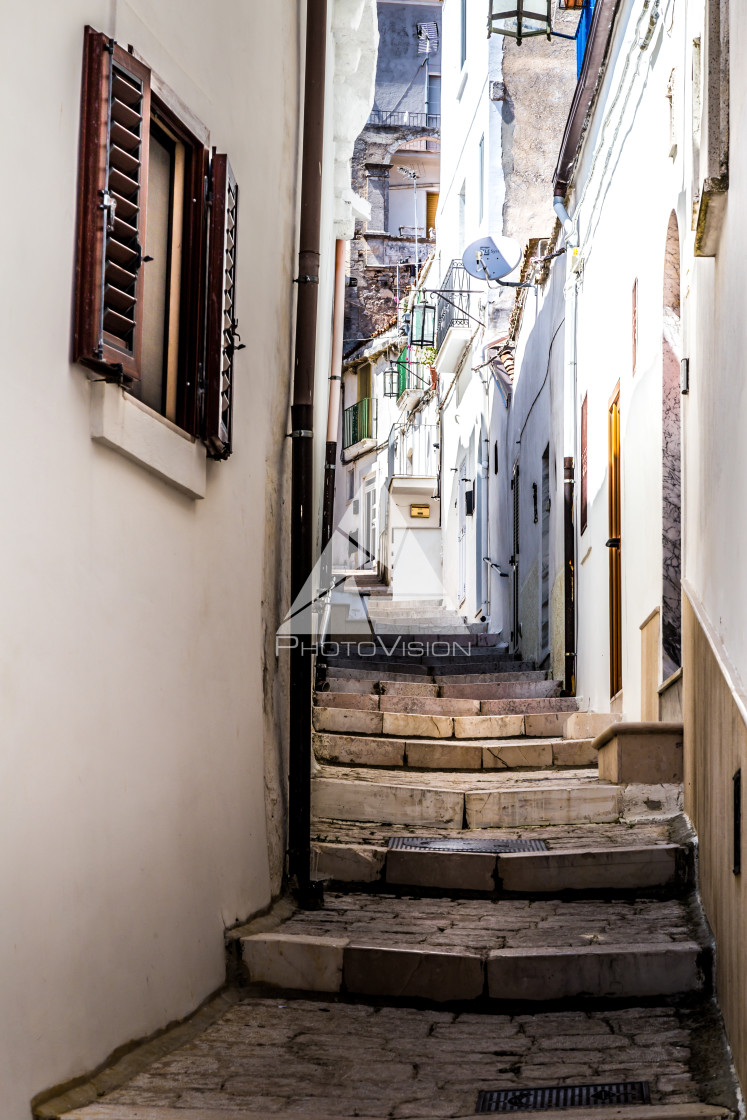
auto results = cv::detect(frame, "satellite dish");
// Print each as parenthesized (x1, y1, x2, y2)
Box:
(462, 235, 522, 281)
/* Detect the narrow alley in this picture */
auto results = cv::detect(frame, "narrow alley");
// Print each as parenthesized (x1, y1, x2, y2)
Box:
(6, 0, 747, 1117)
(46, 588, 738, 1118)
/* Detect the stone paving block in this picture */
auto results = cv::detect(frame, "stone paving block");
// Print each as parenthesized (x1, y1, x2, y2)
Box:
(453, 715, 525, 739)
(324, 676, 377, 694)
(487, 942, 703, 1000)
(552, 738, 597, 766)
(344, 944, 484, 1001)
(496, 845, 679, 893)
(480, 697, 578, 714)
(312, 706, 383, 735)
(379, 696, 480, 716)
(564, 711, 621, 739)
(524, 712, 572, 737)
(242, 933, 346, 992)
(466, 783, 621, 827)
(313, 691, 380, 710)
(311, 776, 465, 827)
(382, 712, 453, 738)
(312, 731, 406, 767)
(386, 849, 498, 891)
(378, 681, 440, 697)
(482, 742, 554, 769)
(405, 740, 484, 769)
(311, 842, 386, 883)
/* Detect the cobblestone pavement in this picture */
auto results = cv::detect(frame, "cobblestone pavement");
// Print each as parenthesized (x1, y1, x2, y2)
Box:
(74, 996, 701, 1118)
(272, 892, 698, 951)
(311, 818, 671, 848)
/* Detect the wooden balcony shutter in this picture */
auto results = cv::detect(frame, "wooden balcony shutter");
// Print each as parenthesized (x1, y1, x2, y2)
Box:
(73, 28, 151, 379)
(204, 154, 240, 459)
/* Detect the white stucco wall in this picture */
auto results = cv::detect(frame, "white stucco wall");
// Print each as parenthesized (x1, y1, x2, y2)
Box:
(0, 1, 376, 1115)
(559, 0, 690, 713)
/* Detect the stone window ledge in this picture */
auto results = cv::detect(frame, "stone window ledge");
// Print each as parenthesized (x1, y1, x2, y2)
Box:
(90, 381, 207, 499)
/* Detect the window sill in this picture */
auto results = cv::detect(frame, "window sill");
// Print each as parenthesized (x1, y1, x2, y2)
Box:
(90, 381, 207, 499)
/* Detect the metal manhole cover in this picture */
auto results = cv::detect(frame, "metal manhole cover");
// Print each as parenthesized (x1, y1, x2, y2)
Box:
(476, 1083, 651, 1113)
(388, 837, 547, 853)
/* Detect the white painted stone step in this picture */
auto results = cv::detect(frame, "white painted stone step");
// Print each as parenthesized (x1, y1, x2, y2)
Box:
(311, 839, 683, 893)
(240, 893, 705, 1002)
(313, 730, 597, 770)
(312, 706, 577, 740)
(311, 765, 622, 827)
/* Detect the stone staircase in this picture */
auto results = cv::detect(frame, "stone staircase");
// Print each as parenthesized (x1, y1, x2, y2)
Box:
(229, 609, 735, 1117)
(53, 605, 737, 1120)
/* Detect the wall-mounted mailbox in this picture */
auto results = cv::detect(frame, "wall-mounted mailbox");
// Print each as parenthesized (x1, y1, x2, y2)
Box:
(410, 504, 430, 519)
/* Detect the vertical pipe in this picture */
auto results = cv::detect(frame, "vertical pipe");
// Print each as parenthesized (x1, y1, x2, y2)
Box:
(289, 0, 328, 905)
(322, 239, 347, 549)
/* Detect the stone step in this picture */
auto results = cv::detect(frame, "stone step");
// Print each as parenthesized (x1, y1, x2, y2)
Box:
(312, 839, 685, 894)
(328, 630, 509, 647)
(313, 731, 597, 770)
(313, 693, 574, 716)
(240, 892, 706, 1003)
(320, 673, 552, 696)
(311, 765, 622, 828)
(312, 706, 575, 739)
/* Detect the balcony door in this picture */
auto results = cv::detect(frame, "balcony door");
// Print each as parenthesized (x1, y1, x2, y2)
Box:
(362, 477, 377, 570)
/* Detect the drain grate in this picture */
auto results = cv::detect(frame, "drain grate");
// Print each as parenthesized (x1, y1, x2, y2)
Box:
(476, 1082, 651, 1113)
(388, 836, 548, 853)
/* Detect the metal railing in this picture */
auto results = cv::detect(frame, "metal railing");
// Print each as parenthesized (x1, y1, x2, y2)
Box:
(395, 422, 439, 476)
(343, 397, 377, 449)
(384, 349, 432, 399)
(436, 260, 472, 352)
(367, 109, 440, 130)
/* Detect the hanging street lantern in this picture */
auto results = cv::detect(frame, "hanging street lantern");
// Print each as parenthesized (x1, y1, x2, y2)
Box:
(409, 302, 437, 348)
(487, 0, 552, 44)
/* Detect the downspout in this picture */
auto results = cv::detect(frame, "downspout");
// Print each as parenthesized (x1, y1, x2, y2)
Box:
(554, 196, 579, 695)
(322, 240, 347, 550)
(289, 0, 327, 905)
(319, 239, 347, 647)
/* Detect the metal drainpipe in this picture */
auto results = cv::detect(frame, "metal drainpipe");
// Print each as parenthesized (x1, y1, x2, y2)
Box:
(289, 0, 328, 907)
(321, 239, 347, 553)
(555, 193, 578, 696)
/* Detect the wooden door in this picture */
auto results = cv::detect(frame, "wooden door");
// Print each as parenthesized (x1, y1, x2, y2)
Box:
(608, 385, 622, 697)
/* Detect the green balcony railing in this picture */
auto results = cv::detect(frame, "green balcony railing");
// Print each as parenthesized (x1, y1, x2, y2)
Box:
(343, 397, 377, 449)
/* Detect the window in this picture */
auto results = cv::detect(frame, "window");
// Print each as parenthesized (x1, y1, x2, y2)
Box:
(73, 28, 241, 459)
(347, 468, 355, 502)
(478, 135, 485, 224)
(427, 74, 441, 119)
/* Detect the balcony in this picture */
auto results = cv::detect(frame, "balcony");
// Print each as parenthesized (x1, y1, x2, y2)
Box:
(343, 397, 377, 450)
(395, 423, 438, 477)
(367, 109, 440, 131)
(436, 260, 473, 353)
(384, 349, 432, 400)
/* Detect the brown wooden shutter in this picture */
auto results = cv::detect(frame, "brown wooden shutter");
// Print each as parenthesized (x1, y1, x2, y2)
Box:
(204, 153, 240, 459)
(73, 28, 150, 379)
